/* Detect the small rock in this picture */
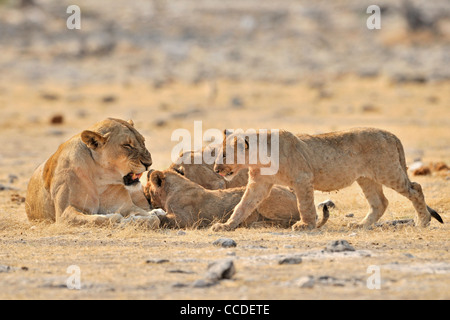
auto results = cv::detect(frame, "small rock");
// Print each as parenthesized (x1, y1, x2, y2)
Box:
(177, 230, 186, 236)
(154, 118, 167, 127)
(213, 238, 237, 248)
(192, 279, 217, 288)
(8, 174, 19, 184)
(0, 184, 15, 191)
(41, 93, 60, 101)
(172, 282, 189, 288)
(283, 245, 294, 249)
(361, 104, 380, 113)
(50, 114, 64, 125)
(404, 253, 415, 259)
(145, 259, 169, 264)
(206, 259, 236, 281)
(317, 275, 346, 287)
(325, 240, 355, 253)
(230, 96, 244, 109)
(295, 276, 315, 288)
(0, 265, 12, 273)
(47, 129, 65, 136)
(167, 269, 195, 274)
(102, 95, 117, 103)
(345, 213, 354, 218)
(11, 194, 26, 204)
(279, 256, 302, 265)
(375, 219, 415, 227)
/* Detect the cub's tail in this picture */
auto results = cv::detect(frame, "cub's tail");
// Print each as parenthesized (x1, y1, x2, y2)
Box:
(317, 200, 335, 228)
(427, 205, 444, 224)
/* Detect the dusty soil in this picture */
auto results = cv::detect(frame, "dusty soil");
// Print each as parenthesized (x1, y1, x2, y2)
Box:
(0, 77, 449, 300)
(0, 0, 449, 300)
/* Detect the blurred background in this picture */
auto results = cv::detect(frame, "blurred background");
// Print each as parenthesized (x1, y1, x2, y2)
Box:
(0, 0, 449, 184)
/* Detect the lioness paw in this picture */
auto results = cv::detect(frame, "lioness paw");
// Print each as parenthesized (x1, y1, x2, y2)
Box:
(149, 208, 166, 217)
(93, 213, 123, 225)
(120, 214, 160, 229)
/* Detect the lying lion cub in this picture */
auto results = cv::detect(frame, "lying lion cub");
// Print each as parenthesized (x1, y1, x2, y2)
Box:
(212, 128, 443, 231)
(26, 118, 160, 227)
(144, 169, 330, 229)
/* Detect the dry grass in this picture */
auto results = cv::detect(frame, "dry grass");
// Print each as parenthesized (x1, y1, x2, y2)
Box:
(0, 76, 449, 299)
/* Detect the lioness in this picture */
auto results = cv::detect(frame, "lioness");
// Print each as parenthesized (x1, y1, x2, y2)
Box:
(144, 169, 330, 229)
(26, 118, 160, 227)
(212, 128, 443, 231)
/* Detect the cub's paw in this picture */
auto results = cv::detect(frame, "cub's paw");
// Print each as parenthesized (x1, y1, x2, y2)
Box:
(211, 222, 236, 232)
(291, 221, 315, 231)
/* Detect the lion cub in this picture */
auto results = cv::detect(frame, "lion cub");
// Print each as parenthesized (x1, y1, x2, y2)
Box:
(145, 169, 332, 229)
(212, 128, 443, 231)
(170, 147, 248, 190)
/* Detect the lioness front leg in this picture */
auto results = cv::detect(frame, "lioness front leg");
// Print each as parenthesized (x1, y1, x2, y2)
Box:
(291, 180, 317, 231)
(119, 205, 161, 229)
(59, 205, 122, 226)
(211, 182, 273, 232)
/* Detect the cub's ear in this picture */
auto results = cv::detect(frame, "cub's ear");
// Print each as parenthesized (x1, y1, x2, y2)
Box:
(81, 131, 107, 150)
(128, 119, 135, 127)
(147, 169, 155, 180)
(223, 129, 233, 138)
(173, 166, 185, 176)
(151, 171, 165, 188)
(244, 136, 250, 150)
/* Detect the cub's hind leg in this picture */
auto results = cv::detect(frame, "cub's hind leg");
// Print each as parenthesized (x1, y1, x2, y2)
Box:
(378, 169, 438, 227)
(352, 177, 389, 228)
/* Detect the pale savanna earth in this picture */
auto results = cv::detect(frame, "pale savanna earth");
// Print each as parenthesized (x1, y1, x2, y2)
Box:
(0, 0, 449, 300)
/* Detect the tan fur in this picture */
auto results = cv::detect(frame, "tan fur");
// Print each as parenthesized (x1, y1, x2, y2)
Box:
(212, 128, 443, 231)
(26, 118, 159, 227)
(170, 148, 248, 190)
(144, 170, 303, 228)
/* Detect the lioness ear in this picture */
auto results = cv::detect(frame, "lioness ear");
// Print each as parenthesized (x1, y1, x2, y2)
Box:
(151, 171, 165, 188)
(128, 120, 135, 127)
(81, 131, 107, 150)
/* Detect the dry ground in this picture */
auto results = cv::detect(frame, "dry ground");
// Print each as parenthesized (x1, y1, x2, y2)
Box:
(0, 76, 449, 300)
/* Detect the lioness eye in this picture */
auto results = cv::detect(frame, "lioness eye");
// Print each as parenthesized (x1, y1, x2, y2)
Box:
(123, 144, 133, 149)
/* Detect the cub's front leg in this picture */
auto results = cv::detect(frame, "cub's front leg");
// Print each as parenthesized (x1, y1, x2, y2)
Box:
(291, 178, 317, 231)
(211, 181, 274, 232)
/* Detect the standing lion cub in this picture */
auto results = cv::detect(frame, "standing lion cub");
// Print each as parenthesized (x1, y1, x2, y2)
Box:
(26, 118, 160, 227)
(212, 128, 443, 231)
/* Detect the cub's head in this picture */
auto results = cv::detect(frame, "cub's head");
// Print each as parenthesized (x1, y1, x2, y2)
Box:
(213, 130, 250, 181)
(169, 150, 226, 190)
(145, 169, 192, 210)
(81, 118, 152, 186)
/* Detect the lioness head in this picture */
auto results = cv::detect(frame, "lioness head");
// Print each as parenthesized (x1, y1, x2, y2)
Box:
(81, 118, 152, 186)
(213, 130, 250, 181)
